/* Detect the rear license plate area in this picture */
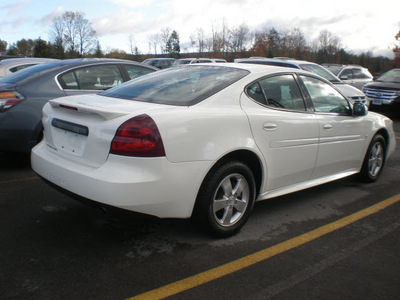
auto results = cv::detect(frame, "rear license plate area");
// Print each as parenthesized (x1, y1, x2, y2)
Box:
(51, 118, 89, 155)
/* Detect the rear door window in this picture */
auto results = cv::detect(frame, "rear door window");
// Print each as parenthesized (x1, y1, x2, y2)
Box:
(247, 74, 306, 111)
(122, 64, 155, 80)
(58, 65, 123, 90)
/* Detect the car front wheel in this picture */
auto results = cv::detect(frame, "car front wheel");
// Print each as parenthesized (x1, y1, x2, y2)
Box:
(194, 161, 256, 237)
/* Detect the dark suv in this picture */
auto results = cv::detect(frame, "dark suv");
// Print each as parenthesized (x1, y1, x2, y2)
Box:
(362, 69, 400, 107)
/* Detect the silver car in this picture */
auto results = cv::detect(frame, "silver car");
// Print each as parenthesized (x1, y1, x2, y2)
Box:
(323, 64, 373, 90)
(0, 57, 57, 78)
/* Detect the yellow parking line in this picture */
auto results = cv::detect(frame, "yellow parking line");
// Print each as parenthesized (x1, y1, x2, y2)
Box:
(128, 193, 400, 300)
(0, 176, 39, 185)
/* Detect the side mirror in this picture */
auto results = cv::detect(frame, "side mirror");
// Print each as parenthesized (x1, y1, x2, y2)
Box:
(340, 75, 349, 80)
(353, 102, 367, 116)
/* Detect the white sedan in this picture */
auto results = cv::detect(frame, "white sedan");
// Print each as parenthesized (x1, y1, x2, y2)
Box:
(31, 64, 396, 236)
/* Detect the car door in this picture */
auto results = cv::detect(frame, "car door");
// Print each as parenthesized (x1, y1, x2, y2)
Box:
(240, 74, 319, 192)
(299, 75, 367, 179)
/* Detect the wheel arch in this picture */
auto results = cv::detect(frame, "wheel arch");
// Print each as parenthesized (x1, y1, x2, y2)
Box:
(375, 128, 390, 156)
(201, 149, 264, 198)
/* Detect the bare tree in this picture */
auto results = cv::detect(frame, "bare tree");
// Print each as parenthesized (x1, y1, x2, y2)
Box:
(75, 13, 97, 56)
(50, 11, 97, 57)
(128, 33, 135, 54)
(160, 27, 171, 54)
(190, 27, 206, 53)
(230, 24, 250, 53)
(148, 33, 160, 54)
(317, 29, 341, 55)
(288, 28, 306, 58)
(49, 15, 65, 48)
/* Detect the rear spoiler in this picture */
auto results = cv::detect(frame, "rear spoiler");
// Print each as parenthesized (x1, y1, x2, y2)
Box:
(49, 98, 129, 120)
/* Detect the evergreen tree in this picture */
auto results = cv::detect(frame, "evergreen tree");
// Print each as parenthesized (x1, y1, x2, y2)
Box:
(166, 30, 180, 58)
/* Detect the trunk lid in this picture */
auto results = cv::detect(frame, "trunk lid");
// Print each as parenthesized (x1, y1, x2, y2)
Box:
(42, 94, 172, 168)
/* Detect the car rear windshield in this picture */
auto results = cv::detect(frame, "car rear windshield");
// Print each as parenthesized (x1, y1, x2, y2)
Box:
(324, 66, 342, 76)
(0, 62, 59, 84)
(100, 66, 249, 106)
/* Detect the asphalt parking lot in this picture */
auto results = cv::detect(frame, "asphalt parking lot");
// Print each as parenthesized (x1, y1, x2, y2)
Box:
(1, 107, 400, 300)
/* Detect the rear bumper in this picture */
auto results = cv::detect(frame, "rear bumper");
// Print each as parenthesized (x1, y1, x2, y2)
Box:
(0, 107, 43, 153)
(31, 141, 212, 218)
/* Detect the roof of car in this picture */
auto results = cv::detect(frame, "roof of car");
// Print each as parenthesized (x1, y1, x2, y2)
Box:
(0, 57, 57, 65)
(183, 62, 311, 76)
(144, 58, 176, 61)
(0, 58, 158, 84)
(235, 57, 315, 66)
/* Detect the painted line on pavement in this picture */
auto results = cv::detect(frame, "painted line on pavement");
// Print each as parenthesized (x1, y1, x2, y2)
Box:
(128, 193, 400, 299)
(0, 176, 39, 185)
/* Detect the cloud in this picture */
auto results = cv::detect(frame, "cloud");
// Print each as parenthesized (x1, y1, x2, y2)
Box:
(40, 6, 65, 25)
(109, 0, 155, 8)
(0, 1, 26, 15)
(92, 9, 147, 36)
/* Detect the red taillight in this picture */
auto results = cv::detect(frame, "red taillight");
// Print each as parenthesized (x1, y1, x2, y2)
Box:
(59, 104, 78, 111)
(0, 91, 24, 112)
(110, 114, 166, 157)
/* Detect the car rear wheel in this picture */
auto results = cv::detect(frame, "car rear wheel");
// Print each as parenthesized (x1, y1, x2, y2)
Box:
(359, 134, 386, 182)
(194, 161, 256, 237)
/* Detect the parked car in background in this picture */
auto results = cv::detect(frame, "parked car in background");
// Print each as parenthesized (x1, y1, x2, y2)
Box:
(174, 58, 227, 65)
(323, 64, 373, 90)
(0, 55, 25, 61)
(362, 69, 400, 107)
(0, 58, 58, 78)
(0, 58, 157, 153)
(235, 57, 369, 107)
(31, 64, 395, 237)
(142, 58, 176, 69)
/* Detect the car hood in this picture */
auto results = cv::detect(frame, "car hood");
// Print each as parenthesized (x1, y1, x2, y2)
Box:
(333, 83, 365, 97)
(363, 81, 400, 90)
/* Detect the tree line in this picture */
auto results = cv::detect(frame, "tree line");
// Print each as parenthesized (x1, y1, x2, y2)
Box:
(1, 11, 399, 75)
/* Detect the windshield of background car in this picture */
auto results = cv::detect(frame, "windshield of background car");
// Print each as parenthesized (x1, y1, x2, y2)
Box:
(142, 60, 157, 67)
(100, 66, 250, 106)
(324, 66, 342, 76)
(0, 62, 59, 84)
(299, 64, 341, 83)
(377, 70, 400, 83)
(174, 60, 191, 65)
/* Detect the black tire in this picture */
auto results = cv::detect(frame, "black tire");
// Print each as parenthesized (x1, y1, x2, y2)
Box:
(193, 161, 256, 237)
(359, 134, 386, 183)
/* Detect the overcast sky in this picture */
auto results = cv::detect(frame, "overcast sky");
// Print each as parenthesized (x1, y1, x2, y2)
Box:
(1, 0, 399, 58)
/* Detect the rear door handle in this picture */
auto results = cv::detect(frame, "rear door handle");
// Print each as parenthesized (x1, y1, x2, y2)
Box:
(323, 124, 333, 131)
(263, 123, 278, 131)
